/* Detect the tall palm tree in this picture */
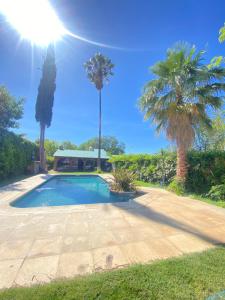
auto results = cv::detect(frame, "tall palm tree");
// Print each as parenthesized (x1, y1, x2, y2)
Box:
(139, 44, 225, 182)
(35, 44, 56, 172)
(84, 53, 114, 171)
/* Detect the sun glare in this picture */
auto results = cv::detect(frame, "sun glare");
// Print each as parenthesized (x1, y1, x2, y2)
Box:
(0, 0, 66, 46)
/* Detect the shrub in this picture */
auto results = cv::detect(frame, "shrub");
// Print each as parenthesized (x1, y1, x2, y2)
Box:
(111, 169, 136, 192)
(46, 156, 54, 170)
(168, 178, 186, 195)
(186, 150, 225, 193)
(0, 130, 38, 180)
(110, 152, 176, 185)
(206, 184, 225, 201)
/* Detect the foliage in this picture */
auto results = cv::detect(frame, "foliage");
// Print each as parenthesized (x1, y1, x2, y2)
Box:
(79, 136, 125, 155)
(84, 53, 114, 90)
(46, 156, 54, 170)
(206, 184, 225, 201)
(219, 23, 225, 43)
(35, 44, 56, 171)
(110, 152, 176, 184)
(194, 111, 225, 151)
(35, 44, 56, 128)
(111, 169, 136, 192)
(0, 130, 38, 180)
(139, 43, 225, 180)
(0, 86, 24, 131)
(186, 151, 225, 193)
(1, 248, 225, 300)
(59, 141, 77, 150)
(168, 178, 185, 195)
(36, 139, 59, 157)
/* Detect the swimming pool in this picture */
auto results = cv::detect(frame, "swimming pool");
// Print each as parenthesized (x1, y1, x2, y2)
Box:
(11, 175, 130, 208)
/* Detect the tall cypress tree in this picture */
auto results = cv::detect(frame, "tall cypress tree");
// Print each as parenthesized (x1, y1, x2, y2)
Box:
(35, 44, 56, 172)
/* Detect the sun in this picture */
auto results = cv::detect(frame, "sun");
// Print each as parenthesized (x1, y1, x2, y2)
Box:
(0, 0, 66, 46)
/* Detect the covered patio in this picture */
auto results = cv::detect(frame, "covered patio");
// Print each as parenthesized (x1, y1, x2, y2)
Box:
(53, 149, 111, 172)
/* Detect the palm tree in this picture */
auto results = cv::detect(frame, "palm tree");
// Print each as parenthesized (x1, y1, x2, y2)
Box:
(139, 44, 225, 182)
(35, 44, 56, 172)
(84, 53, 114, 171)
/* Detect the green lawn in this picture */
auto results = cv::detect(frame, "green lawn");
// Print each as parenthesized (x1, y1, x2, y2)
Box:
(136, 180, 225, 209)
(1, 248, 225, 300)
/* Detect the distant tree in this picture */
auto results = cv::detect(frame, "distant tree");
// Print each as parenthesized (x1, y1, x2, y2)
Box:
(79, 136, 125, 155)
(35, 44, 56, 172)
(194, 112, 225, 151)
(84, 53, 114, 170)
(59, 141, 77, 150)
(0, 86, 23, 131)
(139, 43, 225, 182)
(35, 139, 59, 157)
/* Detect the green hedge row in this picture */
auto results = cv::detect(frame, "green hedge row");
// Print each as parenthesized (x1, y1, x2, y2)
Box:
(110, 151, 225, 194)
(109, 152, 177, 184)
(186, 151, 225, 193)
(0, 130, 38, 180)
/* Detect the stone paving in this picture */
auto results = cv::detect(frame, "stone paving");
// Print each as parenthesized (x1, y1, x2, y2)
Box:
(1, 174, 225, 289)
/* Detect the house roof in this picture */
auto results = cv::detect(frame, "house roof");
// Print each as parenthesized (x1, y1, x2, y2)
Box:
(53, 149, 109, 159)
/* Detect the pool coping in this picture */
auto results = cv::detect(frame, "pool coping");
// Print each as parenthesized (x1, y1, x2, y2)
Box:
(0, 174, 147, 214)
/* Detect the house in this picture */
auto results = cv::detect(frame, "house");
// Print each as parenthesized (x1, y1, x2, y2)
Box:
(53, 149, 111, 171)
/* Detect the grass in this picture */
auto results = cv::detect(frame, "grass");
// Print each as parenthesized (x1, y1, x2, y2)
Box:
(188, 193, 225, 209)
(1, 248, 225, 299)
(136, 180, 225, 209)
(135, 180, 162, 188)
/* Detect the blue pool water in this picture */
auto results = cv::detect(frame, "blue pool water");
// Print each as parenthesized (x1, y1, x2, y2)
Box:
(11, 175, 130, 208)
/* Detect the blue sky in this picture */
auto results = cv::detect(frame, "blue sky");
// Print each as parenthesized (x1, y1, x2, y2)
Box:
(0, 0, 224, 153)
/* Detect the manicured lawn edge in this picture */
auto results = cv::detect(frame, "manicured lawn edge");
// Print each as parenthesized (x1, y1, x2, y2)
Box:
(1, 248, 225, 300)
(136, 180, 225, 209)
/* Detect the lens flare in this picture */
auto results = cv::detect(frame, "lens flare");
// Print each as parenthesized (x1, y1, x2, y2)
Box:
(0, 0, 66, 46)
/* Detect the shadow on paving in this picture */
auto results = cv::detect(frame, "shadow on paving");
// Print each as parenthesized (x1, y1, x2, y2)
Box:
(111, 192, 225, 247)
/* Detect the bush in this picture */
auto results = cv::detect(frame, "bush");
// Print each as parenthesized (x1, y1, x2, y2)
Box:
(168, 178, 186, 195)
(111, 169, 136, 192)
(110, 152, 176, 185)
(46, 156, 54, 170)
(206, 184, 225, 201)
(186, 151, 225, 193)
(0, 130, 38, 180)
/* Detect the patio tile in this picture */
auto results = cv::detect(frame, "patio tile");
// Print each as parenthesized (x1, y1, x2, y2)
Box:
(62, 234, 91, 252)
(131, 226, 163, 241)
(120, 241, 158, 263)
(0, 259, 23, 289)
(15, 255, 59, 286)
(0, 239, 33, 260)
(64, 221, 89, 235)
(58, 251, 93, 277)
(112, 228, 136, 244)
(28, 237, 63, 257)
(89, 230, 117, 249)
(92, 246, 129, 271)
(168, 233, 213, 253)
(145, 237, 182, 258)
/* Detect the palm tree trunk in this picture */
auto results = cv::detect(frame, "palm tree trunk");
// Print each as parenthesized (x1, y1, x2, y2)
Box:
(97, 89, 102, 171)
(176, 145, 187, 181)
(39, 123, 46, 172)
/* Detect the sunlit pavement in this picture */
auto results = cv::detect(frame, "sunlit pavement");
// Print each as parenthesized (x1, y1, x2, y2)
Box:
(0, 174, 225, 289)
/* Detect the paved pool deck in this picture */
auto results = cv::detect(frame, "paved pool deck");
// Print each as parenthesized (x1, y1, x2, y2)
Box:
(0, 174, 225, 289)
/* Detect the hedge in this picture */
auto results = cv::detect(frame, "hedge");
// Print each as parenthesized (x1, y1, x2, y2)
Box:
(0, 130, 38, 180)
(110, 151, 225, 194)
(109, 152, 177, 184)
